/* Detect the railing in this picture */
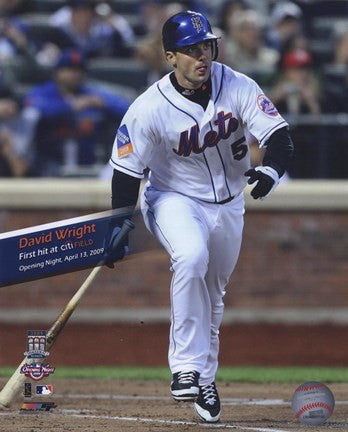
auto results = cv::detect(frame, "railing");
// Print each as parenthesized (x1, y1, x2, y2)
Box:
(0, 179, 347, 210)
(284, 113, 348, 126)
(282, 114, 348, 179)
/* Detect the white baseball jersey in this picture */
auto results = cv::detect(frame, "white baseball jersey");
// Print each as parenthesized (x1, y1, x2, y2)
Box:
(110, 61, 287, 203)
(110, 61, 287, 386)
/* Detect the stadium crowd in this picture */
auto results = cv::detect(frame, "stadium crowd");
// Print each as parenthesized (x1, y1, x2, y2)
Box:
(0, 0, 347, 178)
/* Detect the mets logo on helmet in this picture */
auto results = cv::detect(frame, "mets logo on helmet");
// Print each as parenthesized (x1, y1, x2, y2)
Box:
(191, 16, 203, 32)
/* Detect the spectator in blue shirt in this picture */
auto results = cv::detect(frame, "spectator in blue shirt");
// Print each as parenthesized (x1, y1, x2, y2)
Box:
(25, 49, 130, 176)
(0, 15, 37, 61)
(48, 0, 131, 59)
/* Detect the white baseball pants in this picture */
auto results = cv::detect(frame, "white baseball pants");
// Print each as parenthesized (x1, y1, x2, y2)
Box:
(141, 185, 244, 386)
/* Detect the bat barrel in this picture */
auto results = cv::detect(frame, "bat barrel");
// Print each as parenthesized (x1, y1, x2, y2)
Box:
(0, 358, 29, 408)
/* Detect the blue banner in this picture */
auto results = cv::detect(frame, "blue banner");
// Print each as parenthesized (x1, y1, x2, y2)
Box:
(0, 208, 132, 288)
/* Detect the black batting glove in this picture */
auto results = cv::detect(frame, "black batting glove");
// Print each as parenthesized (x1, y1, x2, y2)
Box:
(104, 225, 129, 269)
(244, 166, 280, 200)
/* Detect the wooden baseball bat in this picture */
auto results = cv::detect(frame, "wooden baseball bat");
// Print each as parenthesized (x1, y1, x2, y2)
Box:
(0, 219, 134, 408)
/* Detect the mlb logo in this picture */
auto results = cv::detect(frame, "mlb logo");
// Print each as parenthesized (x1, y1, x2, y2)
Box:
(36, 385, 53, 396)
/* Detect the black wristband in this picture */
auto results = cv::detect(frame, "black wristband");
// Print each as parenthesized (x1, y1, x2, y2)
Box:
(262, 127, 294, 177)
(111, 169, 141, 209)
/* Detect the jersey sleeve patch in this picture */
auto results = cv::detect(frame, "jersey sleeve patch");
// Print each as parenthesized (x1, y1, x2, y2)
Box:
(257, 94, 279, 117)
(116, 124, 134, 158)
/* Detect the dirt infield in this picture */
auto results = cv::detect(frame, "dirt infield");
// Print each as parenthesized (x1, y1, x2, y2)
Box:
(0, 379, 347, 432)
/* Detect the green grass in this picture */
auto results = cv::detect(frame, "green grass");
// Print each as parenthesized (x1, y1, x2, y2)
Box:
(1, 366, 348, 383)
(216, 367, 348, 383)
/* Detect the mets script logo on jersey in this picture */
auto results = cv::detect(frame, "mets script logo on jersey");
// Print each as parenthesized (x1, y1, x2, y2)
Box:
(191, 15, 203, 32)
(117, 124, 133, 158)
(174, 111, 239, 157)
(257, 94, 279, 117)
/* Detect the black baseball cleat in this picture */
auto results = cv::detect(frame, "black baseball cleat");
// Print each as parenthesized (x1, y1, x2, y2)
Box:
(194, 382, 221, 423)
(170, 370, 200, 401)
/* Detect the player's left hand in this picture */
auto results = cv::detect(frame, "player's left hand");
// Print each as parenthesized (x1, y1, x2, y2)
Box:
(244, 166, 280, 200)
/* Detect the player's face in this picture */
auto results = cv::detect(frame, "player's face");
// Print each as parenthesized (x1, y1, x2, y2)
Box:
(166, 41, 213, 89)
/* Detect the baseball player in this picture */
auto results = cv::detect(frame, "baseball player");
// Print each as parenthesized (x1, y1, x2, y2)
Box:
(109, 11, 294, 423)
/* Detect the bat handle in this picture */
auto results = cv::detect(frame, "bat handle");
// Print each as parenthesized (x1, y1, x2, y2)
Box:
(116, 219, 135, 244)
(47, 219, 134, 346)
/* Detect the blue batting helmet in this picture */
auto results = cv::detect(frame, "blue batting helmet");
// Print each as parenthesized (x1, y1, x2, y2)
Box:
(162, 10, 219, 59)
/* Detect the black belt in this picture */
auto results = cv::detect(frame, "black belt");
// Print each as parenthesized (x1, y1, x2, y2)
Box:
(201, 195, 236, 205)
(216, 195, 235, 205)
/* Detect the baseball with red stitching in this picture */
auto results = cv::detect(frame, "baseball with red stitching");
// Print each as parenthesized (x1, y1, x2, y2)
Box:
(291, 381, 335, 425)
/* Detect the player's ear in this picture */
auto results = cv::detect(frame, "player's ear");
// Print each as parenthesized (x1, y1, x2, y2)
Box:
(165, 51, 177, 68)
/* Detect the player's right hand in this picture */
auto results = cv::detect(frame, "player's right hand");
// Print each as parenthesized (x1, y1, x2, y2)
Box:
(104, 225, 129, 268)
(244, 166, 279, 200)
